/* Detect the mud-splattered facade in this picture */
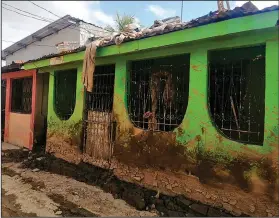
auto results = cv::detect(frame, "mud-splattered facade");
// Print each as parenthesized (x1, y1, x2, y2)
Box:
(24, 9, 279, 217)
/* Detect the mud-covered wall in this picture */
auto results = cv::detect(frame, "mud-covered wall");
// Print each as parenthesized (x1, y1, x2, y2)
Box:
(43, 27, 278, 217)
(44, 62, 84, 163)
(111, 29, 279, 217)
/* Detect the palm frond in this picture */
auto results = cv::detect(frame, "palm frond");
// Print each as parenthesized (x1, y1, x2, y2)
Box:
(114, 12, 135, 32)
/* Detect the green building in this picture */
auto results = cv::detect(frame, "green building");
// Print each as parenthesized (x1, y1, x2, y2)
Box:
(24, 4, 279, 217)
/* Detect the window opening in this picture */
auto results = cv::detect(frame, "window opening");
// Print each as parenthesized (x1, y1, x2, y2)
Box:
(208, 45, 265, 145)
(86, 64, 115, 112)
(54, 69, 77, 120)
(127, 54, 190, 131)
(11, 77, 32, 114)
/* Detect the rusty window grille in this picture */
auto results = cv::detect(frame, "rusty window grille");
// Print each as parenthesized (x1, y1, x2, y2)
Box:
(54, 69, 77, 120)
(83, 65, 116, 159)
(85, 65, 115, 112)
(208, 45, 266, 145)
(127, 54, 190, 131)
(11, 77, 32, 114)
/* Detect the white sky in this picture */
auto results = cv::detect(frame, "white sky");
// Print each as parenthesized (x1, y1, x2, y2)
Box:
(1, 1, 114, 50)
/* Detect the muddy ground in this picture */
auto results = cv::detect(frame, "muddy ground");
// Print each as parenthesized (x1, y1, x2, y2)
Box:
(1, 143, 236, 217)
(1, 145, 157, 217)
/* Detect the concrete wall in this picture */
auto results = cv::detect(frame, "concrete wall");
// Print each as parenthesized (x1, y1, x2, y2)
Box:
(43, 28, 279, 217)
(5, 27, 80, 65)
(24, 11, 279, 217)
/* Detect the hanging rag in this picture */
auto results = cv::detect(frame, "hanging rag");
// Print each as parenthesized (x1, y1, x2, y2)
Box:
(82, 40, 101, 92)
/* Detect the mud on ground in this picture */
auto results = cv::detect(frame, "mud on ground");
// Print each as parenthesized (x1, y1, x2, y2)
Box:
(1, 148, 238, 217)
(1, 149, 158, 217)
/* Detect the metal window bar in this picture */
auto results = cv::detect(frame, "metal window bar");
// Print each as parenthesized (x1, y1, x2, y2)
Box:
(86, 65, 115, 112)
(208, 47, 265, 145)
(54, 69, 77, 120)
(11, 77, 32, 114)
(83, 65, 116, 161)
(127, 55, 190, 132)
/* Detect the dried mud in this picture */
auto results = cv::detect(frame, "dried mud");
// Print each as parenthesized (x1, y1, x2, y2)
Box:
(3, 148, 236, 217)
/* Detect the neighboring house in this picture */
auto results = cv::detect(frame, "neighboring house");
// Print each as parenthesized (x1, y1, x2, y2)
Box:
(21, 2, 279, 217)
(1, 15, 108, 65)
(1, 62, 50, 150)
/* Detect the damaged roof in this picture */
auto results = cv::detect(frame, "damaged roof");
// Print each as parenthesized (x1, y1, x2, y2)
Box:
(24, 2, 279, 64)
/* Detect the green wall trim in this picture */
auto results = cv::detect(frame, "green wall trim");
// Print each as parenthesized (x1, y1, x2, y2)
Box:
(24, 11, 278, 70)
(46, 62, 84, 128)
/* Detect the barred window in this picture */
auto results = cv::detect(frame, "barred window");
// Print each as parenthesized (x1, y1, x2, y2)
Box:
(86, 65, 115, 112)
(54, 69, 77, 120)
(127, 54, 190, 131)
(208, 45, 265, 145)
(11, 77, 32, 114)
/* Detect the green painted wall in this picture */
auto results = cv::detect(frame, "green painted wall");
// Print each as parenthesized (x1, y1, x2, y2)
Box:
(25, 11, 278, 189)
(45, 62, 84, 143)
(111, 28, 278, 154)
(38, 28, 278, 155)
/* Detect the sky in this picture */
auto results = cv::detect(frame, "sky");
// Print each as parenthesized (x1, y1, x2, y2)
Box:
(1, 0, 278, 52)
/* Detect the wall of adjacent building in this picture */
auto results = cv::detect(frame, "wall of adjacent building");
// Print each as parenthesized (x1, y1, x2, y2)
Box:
(5, 26, 80, 65)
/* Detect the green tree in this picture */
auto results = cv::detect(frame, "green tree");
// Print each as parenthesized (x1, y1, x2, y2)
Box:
(104, 12, 138, 33)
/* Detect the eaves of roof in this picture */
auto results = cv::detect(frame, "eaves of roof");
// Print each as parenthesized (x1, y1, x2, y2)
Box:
(1, 62, 22, 74)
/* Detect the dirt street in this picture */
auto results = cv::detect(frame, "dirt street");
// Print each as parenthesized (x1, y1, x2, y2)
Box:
(1, 144, 158, 217)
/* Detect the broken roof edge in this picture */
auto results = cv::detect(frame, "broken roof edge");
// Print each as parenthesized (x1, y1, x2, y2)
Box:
(23, 8, 279, 70)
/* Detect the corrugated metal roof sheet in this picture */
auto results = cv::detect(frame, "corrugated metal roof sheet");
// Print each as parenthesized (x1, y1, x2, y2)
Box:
(24, 2, 279, 64)
(1, 15, 103, 60)
(1, 62, 23, 73)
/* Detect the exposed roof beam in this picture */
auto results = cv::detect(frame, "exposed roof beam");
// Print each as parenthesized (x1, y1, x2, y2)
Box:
(32, 35, 42, 41)
(48, 26, 60, 33)
(17, 43, 26, 47)
(4, 51, 13, 56)
(17, 42, 28, 49)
